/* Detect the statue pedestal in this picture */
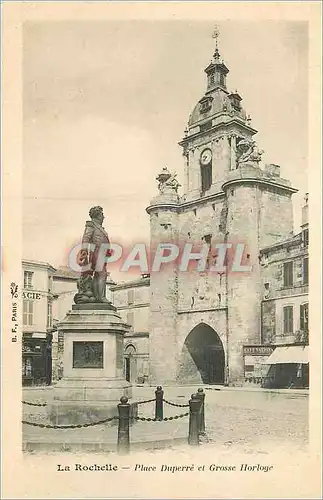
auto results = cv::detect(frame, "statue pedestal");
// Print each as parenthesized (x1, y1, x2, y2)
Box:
(48, 303, 136, 425)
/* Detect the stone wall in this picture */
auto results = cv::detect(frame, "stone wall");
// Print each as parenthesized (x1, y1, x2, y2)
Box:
(148, 208, 180, 384)
(259, 188, 294, 248)
(261, 300, 276, 344)
(225, 184, 262, 384)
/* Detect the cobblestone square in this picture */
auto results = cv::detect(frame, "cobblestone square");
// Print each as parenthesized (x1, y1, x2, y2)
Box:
(23, 387, 308, 454)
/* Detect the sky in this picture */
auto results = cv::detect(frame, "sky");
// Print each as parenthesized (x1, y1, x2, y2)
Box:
(23, 20, 308, 277)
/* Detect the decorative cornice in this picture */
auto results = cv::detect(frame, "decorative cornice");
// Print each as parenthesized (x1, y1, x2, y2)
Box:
(179, 117, 257, 146)
(178, 306, 227, 314)
(146, 203, 179, 215)
(222, 177, 298, 195)
(114, 303, 150, 310)
(261, 290, 308, 302)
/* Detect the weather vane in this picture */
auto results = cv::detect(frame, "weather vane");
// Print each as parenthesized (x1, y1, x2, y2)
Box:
(212, 25, 220, 50)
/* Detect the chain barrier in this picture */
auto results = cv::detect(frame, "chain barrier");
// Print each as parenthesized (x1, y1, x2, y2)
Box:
(135, 398, 156, 405)
(163, 398, 190, 408)
(22, 401, 47, 407)
(23, 411, 189, 428)
(22, 388, 207, 452)
(136, 412, 189, 422)
(22, 415, 118, 429)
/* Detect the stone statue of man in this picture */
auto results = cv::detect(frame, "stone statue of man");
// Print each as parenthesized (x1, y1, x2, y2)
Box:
(77, 206, 111, 303)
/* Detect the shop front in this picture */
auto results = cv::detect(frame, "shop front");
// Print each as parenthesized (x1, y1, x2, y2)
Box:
(262, 344, 309, 389)
(243, 345, 275, 386)
(22, 334, 53, 386)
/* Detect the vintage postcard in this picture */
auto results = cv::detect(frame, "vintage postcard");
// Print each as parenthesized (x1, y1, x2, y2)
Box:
(2, 2, 322, 499)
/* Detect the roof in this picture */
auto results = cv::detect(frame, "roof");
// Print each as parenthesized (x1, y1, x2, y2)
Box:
(110, 276, 150, 291)
(260, 233, 303, 254)
(53, 266, 80, 280)
(187, 87, 248, 129)
(53, 266, 116, 285)
(22, 259, 56, 273)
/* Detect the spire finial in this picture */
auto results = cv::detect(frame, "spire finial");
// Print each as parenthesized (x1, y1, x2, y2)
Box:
(212, 25, 220, 51)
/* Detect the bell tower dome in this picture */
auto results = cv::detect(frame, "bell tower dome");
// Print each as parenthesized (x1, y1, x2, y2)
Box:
(179, 27, 258, 201)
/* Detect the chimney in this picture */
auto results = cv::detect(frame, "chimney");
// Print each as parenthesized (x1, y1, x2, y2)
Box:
(301, 193, 309, 227)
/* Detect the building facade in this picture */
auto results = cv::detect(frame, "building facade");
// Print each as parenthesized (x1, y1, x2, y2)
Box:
(257, 194, 309, 388)
(22, 260, 56, 386)
(110, 275, 150, 384)
(146, 40, 302, 386)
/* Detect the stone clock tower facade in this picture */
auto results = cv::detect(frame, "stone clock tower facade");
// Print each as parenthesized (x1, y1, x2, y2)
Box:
(146, 35, 297, 386)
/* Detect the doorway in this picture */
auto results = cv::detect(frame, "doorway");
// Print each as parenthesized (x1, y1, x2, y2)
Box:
(178, 323, 225, 384)
(124, 344, 136, 383)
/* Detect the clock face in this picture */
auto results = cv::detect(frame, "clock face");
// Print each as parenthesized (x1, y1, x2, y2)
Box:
(200, 149, 212, 166)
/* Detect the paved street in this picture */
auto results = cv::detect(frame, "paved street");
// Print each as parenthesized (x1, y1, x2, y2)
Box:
(22, 386, 308, 454)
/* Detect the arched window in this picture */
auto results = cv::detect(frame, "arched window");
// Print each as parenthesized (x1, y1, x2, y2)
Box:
(124, 344, 136, 356)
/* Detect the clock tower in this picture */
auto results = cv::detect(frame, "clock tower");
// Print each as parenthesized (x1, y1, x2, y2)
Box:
(179, 30, 258, 201)
(147, 28, 297, 386)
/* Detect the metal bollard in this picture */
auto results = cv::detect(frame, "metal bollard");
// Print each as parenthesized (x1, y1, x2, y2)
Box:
(188, 393, 201, 446)
(117, 396, 130, 454)
(197, 388, 206, 435)
(155, 385, 164, 421)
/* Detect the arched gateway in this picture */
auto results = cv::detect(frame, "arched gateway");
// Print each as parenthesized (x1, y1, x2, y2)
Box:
(178, 323, 225, 385)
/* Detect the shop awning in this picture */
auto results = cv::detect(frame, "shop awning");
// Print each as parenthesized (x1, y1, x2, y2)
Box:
(263, 345, 309, 365)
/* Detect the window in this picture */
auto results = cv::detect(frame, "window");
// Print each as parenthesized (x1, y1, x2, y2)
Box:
(201, 164, 212, 192)
(126, 312, 134, 330)
(283, 306, 293, 334)
(47, 300, 53, 328)
(200, 98, 212, 113)
(283, 261, 293, 287)
(302, 228, 309, 247)
(24, 271, 33, 289)
(23, 300, 33, 326)
(219, 73, 225, 86)
(231, 97, 241, 111)
(300, 303, 309, 333)
(127, 289, 134, 305)
(303, 257, 309, 285)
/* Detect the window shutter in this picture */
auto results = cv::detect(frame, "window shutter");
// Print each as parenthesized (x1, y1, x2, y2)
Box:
(303, 258, 309, 285)
(283, 307, 287, 333)
(29, 301, 33, 326)
(289, 307, 293, 333)
(283, 306, 293, 334)
(283, 262, 294, 287)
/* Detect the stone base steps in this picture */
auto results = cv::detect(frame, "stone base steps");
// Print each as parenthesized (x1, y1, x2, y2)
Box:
(23, 436, 188, 454)
(23, 409, 189, 454)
